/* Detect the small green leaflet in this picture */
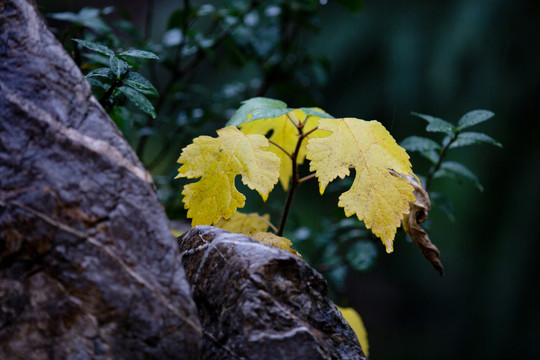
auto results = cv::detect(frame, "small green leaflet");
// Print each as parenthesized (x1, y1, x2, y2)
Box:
(457, 110, 495, 130)
(86, 78, 108, 90)
(109, 56, 130, 79)
(420, 150, 440, 164)
(449, 132, 502, 149)
(119, 49, 160, 60)
(86, 67, 112, 79)
(118, 86, 156, 118)
(226, 97, 333, 127)
(411, 112, 456, 137)
(400, 136, 441, 152)
(72, 39, 114, 56)
(124, 72, 158, 96)
(54, 8, 112, 34)
(227, 97, 288, 126)
(434, 161, 483, 191)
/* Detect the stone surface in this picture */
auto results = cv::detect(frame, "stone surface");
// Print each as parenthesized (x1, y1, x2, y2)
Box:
(0, 1, 201, 358)
(178, 226, 367, 360)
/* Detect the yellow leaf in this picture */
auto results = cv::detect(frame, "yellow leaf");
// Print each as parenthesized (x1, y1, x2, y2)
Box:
(240, 109, 328, 190)
(306, 118, 415, 252)
(337, 306, 369, 357)
(170, 229, 184, 238)
(214, 211, 271, 235)
(176, 126, 280, 225)
(251, 232, 301, 257)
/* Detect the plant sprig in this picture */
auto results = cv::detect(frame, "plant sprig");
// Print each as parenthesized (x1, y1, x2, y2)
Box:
(73, 39, 159, 118)
(401, 109, 501, 218)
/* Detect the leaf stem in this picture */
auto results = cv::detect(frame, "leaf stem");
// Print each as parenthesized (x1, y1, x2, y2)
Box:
(277, 124, 306, 236)
(301, 125, 319, 138)
(298, 173, 316, 183)
(268, 139, 293, 159)
(425, 131, 460, 192)
(99, 69, 131, 112)
(285, 112, 298, 127)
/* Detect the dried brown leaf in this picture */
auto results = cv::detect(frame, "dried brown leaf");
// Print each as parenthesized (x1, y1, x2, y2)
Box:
(390, 170, 444, 276)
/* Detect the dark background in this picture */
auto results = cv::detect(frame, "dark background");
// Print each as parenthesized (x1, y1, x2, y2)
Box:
(38, 0, 540, 359)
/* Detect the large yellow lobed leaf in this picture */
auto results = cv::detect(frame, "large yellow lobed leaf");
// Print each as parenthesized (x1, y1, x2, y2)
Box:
(306, 118, 415, 252)
(176, 127, 280, 225)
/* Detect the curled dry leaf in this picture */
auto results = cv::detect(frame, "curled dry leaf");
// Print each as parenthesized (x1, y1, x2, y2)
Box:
(390, 170, 444, 277)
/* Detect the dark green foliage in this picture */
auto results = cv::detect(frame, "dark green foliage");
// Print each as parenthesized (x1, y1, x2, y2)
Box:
(71, 38, 159, 118)
(401, 110, 501, 219)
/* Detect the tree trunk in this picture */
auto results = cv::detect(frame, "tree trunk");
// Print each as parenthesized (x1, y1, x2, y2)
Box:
(0, 1, 201, 359)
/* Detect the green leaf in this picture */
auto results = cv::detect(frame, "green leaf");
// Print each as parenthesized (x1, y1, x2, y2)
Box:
(51, 8, 111, 34)
(118, 49, 160, 60)
(197, 4, 216, 16)
(118, 86, 156, 118)
(400, 136, 441, 152)
(49, 12, 80, 22)
(300, 107, 334, 119)
(72, 39, 114, 56)
(124, 72, 158, 96)
(86, 77, 108, 89)
(226, 97, 288, 126)
(434, 161, 483, 191)
(109, 56, 130, 79)
(411, 112, 456, 137)
(420, 150, 440, 164)
(347, 240, 377, 271)
(450, 131, 502, 149)
(83, 53, 110, 66)
(457, 110, 494, 130)
(110, 106, 132, 133)
(86, 67, 112, 79)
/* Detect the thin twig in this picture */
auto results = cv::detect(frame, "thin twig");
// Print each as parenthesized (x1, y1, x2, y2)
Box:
(277, 124, 306, 236)
(285, 112, 298, 127)
(298, 173, 316, 183)
(301, 125, 319, 139)
(99, 70, 130, 112)
(425, 132, 460, 192)
(268, 139, 292, 159)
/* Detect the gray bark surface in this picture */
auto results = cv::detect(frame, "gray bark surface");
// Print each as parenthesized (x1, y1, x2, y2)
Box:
(0, 1, 201, 359)
(178, 226, 367, 360)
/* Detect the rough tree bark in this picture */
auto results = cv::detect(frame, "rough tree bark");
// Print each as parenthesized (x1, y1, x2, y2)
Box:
(178, 226, 367, 360)
(0, 1, 368, 359)
(0, 1, 201, 358)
